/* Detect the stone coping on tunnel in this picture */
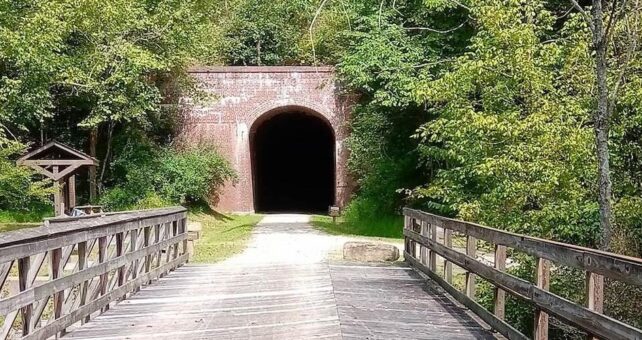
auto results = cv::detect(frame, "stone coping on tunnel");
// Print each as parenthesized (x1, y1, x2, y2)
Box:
(187, 66, 335, 73)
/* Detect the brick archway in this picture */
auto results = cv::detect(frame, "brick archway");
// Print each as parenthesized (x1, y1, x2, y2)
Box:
(180, 66, 354, 212)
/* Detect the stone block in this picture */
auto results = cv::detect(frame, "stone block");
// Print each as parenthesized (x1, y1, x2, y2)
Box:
(343, 242, 400, 262)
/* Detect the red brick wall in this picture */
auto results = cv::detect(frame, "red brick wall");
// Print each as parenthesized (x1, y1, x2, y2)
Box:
(179, 66, 353, 213)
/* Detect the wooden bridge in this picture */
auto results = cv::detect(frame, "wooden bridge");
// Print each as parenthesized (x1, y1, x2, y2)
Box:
(1, 208, 641, 339)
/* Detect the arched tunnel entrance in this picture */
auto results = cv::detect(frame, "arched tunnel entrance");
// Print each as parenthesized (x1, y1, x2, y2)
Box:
(251, 110, 335, 213)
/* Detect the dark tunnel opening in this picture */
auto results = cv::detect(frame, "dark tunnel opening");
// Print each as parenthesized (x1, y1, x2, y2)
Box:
(251, 111, 335, 213)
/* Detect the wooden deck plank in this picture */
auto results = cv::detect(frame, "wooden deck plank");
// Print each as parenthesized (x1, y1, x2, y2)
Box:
(63, 263, 496, 339)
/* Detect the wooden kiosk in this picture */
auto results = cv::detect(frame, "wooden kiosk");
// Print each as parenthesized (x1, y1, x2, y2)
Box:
(17, 141, 99, 216)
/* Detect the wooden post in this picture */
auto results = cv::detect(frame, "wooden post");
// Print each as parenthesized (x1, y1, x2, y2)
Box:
(420, 221, 428, 265)
(144, 226, 151, 283)
(181, 218, 188, 259)
(494, 245, 507, 320)
(404, 216, 412, 258)
(116, 232, 125, 300)
(534, 257, 550, 340)
(154, 224, 162, 276)
(53, 166, 64, 216)
(586, 272, 604, 340)
(465, 236, 477, 299)
(67, 175, 76, 209)
(171, 221, 179, 268)
(162, 222, 171, 277)
(50, 247, 65, 336)
(130, 229, 139, 291)
(98, 236, 109, 312)
(444, 229, 453, 283)
(429, 223, 438, 272)
(410, 218, 417, 258)
(78, 241, 89, 324)
(18, 256, 32, 336)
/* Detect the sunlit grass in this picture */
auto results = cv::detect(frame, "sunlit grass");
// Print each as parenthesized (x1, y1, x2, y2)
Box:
(310, 214, 403, 239)
(189, 210, 262, 263)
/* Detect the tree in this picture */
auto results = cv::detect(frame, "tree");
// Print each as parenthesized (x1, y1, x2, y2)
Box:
(0, 0, 220, 193)
(570, 0, 635, 250)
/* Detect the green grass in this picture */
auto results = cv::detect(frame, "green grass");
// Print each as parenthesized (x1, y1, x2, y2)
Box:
(310, 214, 404, 239)
(0, 205, 52, 223)
(189, 211, 263, 263)
(0, 205, 52, 233)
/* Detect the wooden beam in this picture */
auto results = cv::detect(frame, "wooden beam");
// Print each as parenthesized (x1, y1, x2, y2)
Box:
(465, 235, 476, 299)
(67, 175, 76, 209)
(429, 223, 437, 271)
(494, 245, 507, 320)
(444, 229, 453, 283)
(18, 257, 32, 336)
(21, 159, 95, 166)
(420, 221, 428, 265)
(50, 248, 64, 336)
(403, 208, 642, 287)
(586, 272, 604, 340)
(533, 258, 550, 340)
(404, 229, 642, 340)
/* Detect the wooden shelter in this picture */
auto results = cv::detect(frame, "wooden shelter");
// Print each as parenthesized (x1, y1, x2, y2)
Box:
(17, 141, 98, 216)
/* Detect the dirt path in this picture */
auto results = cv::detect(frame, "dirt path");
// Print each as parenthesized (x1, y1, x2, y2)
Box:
(221, 214, 404, 266)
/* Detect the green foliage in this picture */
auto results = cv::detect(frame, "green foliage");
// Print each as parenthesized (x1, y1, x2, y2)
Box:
(100, 135, 236, 210)
(0, 141, 53, 211)
(337, 1, 470, 221)
(412, 1, 600, 245)
(0, 0, 219, 137)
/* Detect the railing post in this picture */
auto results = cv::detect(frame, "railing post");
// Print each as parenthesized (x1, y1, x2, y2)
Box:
(144, 226, 151, 283)
(163, 222, 171, 276)
(78, 241, 89, 324)
(465, 236, 477, 299)
(171, 220, 179, 269)
(18, 256, 32, 336)
(403, 215, 411, 257)
(181, 218, 188, 260)
(116, 232, 125, 299)
(493, 245, 507, 320)
(534, 257, 550, 340)
(98, 236, 108, 312)
(444, 229, 453, 283)
(154, 224, 162, 277)
(420, 220, 428, 265)
(586, 272, 604, 340)
(130, 228, 139, 289)
(51, 247, 64, 335)
(429, 223, 437, 272)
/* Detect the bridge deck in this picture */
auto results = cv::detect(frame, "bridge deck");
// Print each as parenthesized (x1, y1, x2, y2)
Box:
(62, 216, 495, 339)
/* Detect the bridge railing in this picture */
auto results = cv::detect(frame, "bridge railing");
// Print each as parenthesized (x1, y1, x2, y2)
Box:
(403, 207, 642, 340)
(0, 207, 188, 340)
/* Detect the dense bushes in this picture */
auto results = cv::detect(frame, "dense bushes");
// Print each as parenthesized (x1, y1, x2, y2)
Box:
(100, 136, 235, 210)
(0, 141, 52, 211)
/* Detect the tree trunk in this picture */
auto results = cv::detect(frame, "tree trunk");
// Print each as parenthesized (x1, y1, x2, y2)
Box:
(591, 0, 613, 250)
(99, 122, 115, 191)
(89, 128, 98, 203)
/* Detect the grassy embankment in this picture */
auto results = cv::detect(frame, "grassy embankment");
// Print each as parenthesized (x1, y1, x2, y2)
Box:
(187, 210, 263, 263)
(310, 214, 404, 239)
(0, 205, 52, 232)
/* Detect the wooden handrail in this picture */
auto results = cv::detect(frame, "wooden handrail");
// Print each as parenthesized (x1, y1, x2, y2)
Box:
(403, 208, 642, 340)
(0, 207, 189, 340)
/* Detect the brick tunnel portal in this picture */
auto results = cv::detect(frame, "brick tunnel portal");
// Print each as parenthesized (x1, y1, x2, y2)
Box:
(251, 110, 335, 213)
